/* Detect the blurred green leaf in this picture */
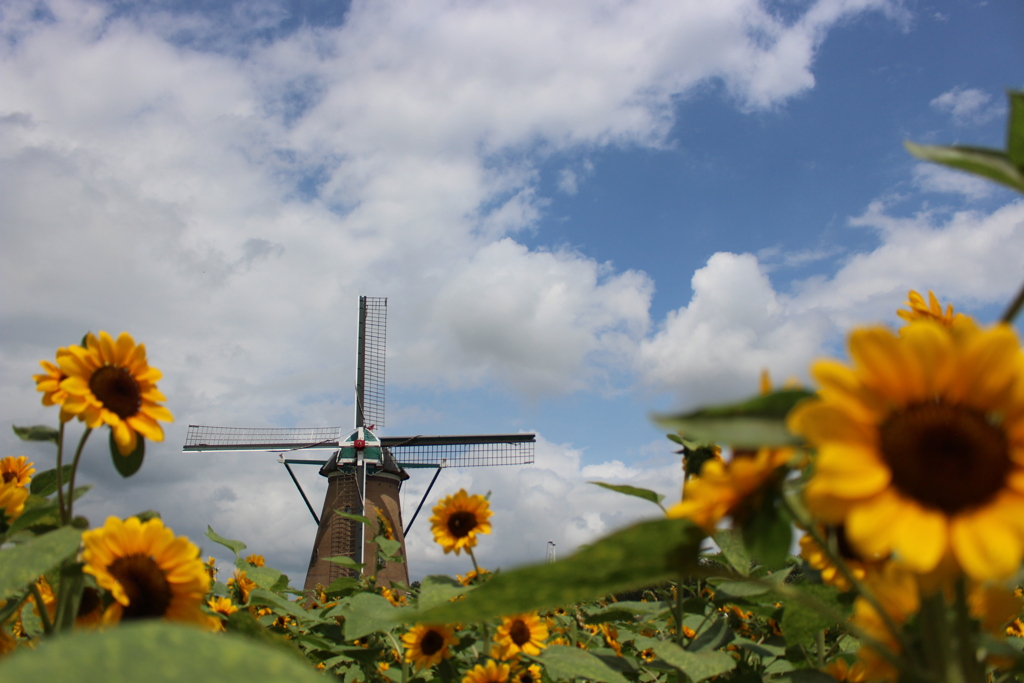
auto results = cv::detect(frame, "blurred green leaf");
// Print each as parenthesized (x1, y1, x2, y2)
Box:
(0, 620, 323, 682)
(653, 641, 737, 682)
(775, 671, 843, 683)
(741, 494, 792, 569)
(12, 425, 59, 444)
(904, 141, 1024, 195)
(416, 575, 469, 612)
(109, 431, 144, 478)
(131, 510, 161, 523)
(7, 497, 62, 534)
(248, 588, 317, 623)
(714, 529, 751, 577)
(29, 466, 74, 497)
(539, 645, 630, 683)
(1008, 91, 1024, 167)
(688, 616, 734, 652)
(375, 537, 403, 560)
(653, 389, 815, 448)
(335, 511, 371, 525)
(414, 517, 704, 624)
(339, 592, 397, 640)
(206, 526, 247, 555)
(584, 601, 663, 625)
(0, 527, 82, 601)
(589, 482, 665, 508)
(325, 555, 364, 570)
(780, 584, 848, 647)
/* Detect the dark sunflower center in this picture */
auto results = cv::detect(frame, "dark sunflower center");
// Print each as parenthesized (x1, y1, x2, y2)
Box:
(108, 554, 173, 619)
(89, 366, 142, 419)
(420, 629, 445, 656)
(879, 402, 1011, 514)
(78, 587, 102, 617)
(1, 472, 15, 484)
(510, 619, 531, 645)
(446, 511, 478, 538)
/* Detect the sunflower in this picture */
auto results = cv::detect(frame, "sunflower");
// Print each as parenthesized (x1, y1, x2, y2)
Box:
(667, 448, 792, 532)
(463, 660, 511, 683)
(429, 489, 492, 555)
(493, 613, 548, 659)
(81, 516, 209, 624)
(457, 567, 491, 586)
(58, 331, 172, 455)
(245, 553, 265, 567)
(799, 526, 888, 592)
(33, 351, 74, 422)
(789, 320, 1024, 580)
(0, 457, 34, 488)
(228, 569, 256, 604)
(511, 664, 543, 683)
(402, 623, 459, 670)
(896, 290, 968, 328)
(0, 480, 29, 523)
(375, 505, 395, 541)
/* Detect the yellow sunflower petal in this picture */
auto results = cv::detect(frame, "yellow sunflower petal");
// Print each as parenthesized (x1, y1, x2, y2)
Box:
(812, 444, 891, 497)
(845, 490, 904, 558)
(950, 509, 1024, 580)
(848, 327, 923, 405)
(890, 503, 947, 573)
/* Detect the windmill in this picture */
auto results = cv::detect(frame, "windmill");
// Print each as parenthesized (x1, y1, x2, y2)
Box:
(183, 296, 535, 591)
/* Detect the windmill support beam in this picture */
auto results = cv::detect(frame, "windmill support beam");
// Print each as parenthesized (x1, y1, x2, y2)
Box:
(403, 461, 445, 537)
(282, 461, 320, 525)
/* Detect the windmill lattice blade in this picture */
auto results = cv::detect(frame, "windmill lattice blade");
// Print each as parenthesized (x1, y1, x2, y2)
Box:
(360, 296, 387, 429)
(183, 425, 343, 451)
(385, 434, 535, 468)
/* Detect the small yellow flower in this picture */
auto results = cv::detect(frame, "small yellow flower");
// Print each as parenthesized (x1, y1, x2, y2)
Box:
(0, 481, 29, 523)
(1007, 618, 1024, 637)
(206, 595, 239, 631)
(33, 351, 74, 422)
(897, 290, 969, 328)
(58, 331, 173, 455)
(375, 506, 395, 541)
(429, 489, 492, 555)
(381, 586, 406, 606)
(799, 527, 888, 592)
(228, 570, 255, 604)
(511, 664, 543, 683)
(0, 457, 34, 488)
(493, 613, 548, 659)
(457, 567, 491, 586)
(82, 516, 209, 624)
(245, 554, 265, 567)
(667, 448, 791, 532)
(402, 624, 459, 670)
(463, 660, 511, 683)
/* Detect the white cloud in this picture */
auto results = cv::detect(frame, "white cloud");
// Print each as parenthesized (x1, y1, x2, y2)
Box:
(930, 86, 1002, 126)
(912, 163, 994, 200)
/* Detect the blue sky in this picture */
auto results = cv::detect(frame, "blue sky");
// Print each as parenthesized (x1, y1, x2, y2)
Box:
(2, 0, 1022, 581)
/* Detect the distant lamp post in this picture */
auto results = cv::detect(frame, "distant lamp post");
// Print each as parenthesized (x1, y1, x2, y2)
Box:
(546, 540, 556, 563)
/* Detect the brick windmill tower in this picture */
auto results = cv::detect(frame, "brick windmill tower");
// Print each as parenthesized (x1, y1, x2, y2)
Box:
(184, 297, 535, 590)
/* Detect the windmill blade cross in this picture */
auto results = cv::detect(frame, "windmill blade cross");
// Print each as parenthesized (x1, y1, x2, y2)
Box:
(384, 433, 535, 468)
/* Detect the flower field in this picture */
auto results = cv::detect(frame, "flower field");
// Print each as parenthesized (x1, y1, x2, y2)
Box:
(2, 94, 1024, 683)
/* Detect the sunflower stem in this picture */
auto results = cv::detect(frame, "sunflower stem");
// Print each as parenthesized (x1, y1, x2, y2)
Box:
(64, 427, 93, 523)
(815, 629, 826, 668)
(919, 588, 960, 683)
(781, 493, 913, 655)
(1000, 277, 1024, 323)
(28, 581, 53, 636)
(952, 578, 986, 683)
(54, 420, 67, 525)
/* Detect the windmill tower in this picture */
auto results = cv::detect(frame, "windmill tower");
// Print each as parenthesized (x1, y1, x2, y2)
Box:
(183, 296, 535, 591)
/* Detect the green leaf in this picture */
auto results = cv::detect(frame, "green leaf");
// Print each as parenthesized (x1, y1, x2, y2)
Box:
(539, 645, 630, 683)
(12, 425, 60, 444)
(1007, 91, 1024, 167)
(325, 555, 365, 570)
(375, 537, 403, 560)
(584, 601, 662, 624)
(234, 557, 285, 589)
(780, 584, 848, 647)
(206, 526, 247, 555)
(0, 527, 83, 601)
(0, 620, 324, 682)
(653, 389, 815, 448)
(589, 482, 665, 507)
(52, 562, 85, 633)
(713, 529, 750, 577)
(335, 510, 371, 525)
(414, 517, 705, 624)
(904, 141, 1024, 195)
(7, 497, 62, 534)
(109, 430, 145, 477)
(741, 501, 792, 570)
(339, 592, 397, 640)
(652, 641, 737, 683)
(248, 588, 316, 623)
(687, 616, 734, 652)
(774, 671, 842, 683)
(415, 575, 469, 612)
(131, 510, 161, 523)
(29, 466, 75, 497)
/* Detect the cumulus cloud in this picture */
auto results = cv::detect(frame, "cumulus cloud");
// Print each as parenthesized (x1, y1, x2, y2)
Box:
(0, 0, 903, 581)
(930, 86, 1003, 126)
(912, 163, 994, 200)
